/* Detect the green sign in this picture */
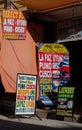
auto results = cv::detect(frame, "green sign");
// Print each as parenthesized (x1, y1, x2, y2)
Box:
(57, 87, 75, 117)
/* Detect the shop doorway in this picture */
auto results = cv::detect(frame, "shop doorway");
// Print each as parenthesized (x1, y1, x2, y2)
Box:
(62, 40, 82, 107)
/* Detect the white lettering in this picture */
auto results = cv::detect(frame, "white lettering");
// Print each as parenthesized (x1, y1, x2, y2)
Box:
(15, 26, 24, 33)
(39, 53, 44, 61)
(39, 62, 52, 70)
(53, 54, 63, 62)
(3, 18, 7, 25)
(7, 19, 14, 25)
(17, 20, 27, 26)
(39, 70, 52, 78)
(39, 53, 52, 62)
(4, 26, 12, 32)
(45, 54, 52, 62)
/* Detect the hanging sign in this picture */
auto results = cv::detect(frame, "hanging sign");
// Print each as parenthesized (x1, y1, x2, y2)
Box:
(56, 87, 75, 117)
(2, 10, 27, 39)
(38, 43, 70, 105)
(15, 73, 36, 115)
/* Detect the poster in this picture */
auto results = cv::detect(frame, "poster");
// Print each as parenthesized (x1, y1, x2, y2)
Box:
(38, 43, 70, 105)
(15, 73, 36, 115)
(2, 10, 27, 39)
(56, 87, 75, 117)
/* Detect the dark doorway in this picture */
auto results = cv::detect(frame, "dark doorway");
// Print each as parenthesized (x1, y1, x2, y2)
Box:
(62, 40, 82, 106)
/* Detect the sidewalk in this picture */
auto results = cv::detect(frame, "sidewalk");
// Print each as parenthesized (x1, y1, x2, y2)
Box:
(36, 108, 82, 123)
(0, 102, 82, 128)
(0, 113, 82, 128)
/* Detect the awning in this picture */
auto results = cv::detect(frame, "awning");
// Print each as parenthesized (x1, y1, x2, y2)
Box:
(15, 0, 82, 12)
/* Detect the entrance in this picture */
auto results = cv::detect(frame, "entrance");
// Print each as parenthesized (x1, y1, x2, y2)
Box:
(62, 40, 82, 107)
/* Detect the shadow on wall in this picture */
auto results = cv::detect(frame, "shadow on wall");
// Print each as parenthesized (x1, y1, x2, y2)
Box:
(27, 21, 44, 42)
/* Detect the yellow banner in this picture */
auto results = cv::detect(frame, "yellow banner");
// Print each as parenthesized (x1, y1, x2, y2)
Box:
(3, 10, 25, 19)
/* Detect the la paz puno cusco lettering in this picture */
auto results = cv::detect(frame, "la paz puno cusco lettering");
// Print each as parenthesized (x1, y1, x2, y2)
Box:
(39, 52, 52, 62)
(39, 62, 52, 70)
(3, 18, 27, 26)
(39, 52, 64, 62)
(39, 70, 52, 78)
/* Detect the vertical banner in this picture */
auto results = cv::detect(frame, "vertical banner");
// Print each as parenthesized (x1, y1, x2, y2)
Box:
(38, 51, 53, 105)
(38, 43, 70, 105)
(15, 73, 36, 115)
(2, 10, 27, 39)
(56, 87, 75, 117)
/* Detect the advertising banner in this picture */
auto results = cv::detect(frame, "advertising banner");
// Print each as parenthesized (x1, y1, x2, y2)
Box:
(2, 10, 27, 39)
(38, 43, 70, 105)
(56, 87, 75, 117)
(15, 73, 36, 115)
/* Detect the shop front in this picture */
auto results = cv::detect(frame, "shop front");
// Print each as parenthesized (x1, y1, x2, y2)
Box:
(57, 18, 82, 114)
(0, 0, 82, 120)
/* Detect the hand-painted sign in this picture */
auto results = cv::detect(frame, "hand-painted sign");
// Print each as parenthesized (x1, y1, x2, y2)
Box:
(15, 73, 36, 115)
(56, 87, 75, 117)
(38, 43, 70, 105)
(2, 10, 27, 39)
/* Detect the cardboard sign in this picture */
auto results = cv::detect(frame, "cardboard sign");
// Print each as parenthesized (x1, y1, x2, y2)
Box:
(15, 73, 36, 115)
